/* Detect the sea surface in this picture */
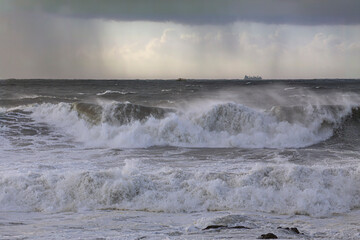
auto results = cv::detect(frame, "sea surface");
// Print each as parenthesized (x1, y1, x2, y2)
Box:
(1, 79, 360, 239)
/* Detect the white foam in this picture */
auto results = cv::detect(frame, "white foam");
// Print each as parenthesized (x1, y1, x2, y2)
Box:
(96, 90, 135, 96)
(284, 87, 296, 91)
(0, 162, 359, 216)
(25, 102, 352, 149)
(0, 130, 10, 151)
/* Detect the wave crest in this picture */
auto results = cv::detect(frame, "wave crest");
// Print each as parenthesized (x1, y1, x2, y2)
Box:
(199, 103, 268, 133)
(25, 102, 357, 148)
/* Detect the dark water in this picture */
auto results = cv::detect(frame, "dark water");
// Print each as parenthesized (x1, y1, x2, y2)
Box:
(1, 79, 360, 239)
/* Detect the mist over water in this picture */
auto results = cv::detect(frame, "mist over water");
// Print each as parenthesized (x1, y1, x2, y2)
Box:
(1, 79, 360, 239)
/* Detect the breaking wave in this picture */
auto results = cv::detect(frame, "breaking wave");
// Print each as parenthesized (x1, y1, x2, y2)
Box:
(23, 101, 360, 148)
(1, 161, 359, 217)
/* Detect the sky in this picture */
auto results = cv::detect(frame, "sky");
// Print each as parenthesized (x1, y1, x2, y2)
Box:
(1, 0, 360, 79)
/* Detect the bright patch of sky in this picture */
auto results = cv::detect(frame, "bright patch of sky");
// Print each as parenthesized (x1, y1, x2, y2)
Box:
(91, 20, 360, 79)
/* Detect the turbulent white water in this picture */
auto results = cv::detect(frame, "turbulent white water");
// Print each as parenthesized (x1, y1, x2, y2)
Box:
(2, 80, 360, 239)
(25, 101, 352, 149)
(1, 160, 359, 217)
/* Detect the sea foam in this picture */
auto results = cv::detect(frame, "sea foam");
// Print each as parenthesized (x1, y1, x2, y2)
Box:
(26, 101, 353, 149)
(0, 161, 359, 217)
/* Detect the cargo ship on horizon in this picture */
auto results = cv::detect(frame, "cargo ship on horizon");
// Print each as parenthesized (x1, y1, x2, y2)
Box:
(243, 75, 262, 80)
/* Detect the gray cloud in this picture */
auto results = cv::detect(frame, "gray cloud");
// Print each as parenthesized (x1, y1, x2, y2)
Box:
(5, 0, 360, 25)
(0, 10, 111, 79)
(1, 0, 359, 79)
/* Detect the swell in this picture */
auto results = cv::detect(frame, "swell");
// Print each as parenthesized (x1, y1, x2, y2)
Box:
(0, 96, 77, 108)
(96, 90, 136, 96)
(1, 163, 359, 217)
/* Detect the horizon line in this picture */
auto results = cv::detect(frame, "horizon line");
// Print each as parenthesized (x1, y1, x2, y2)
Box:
(2, 78, 360, 81)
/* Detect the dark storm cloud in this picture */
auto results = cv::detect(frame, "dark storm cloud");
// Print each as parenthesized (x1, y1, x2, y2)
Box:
(6, 0, 360, 25)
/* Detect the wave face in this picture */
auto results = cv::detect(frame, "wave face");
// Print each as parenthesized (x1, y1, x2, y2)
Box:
(25, 101, 357, 148)
(72, 102, 171, 125)
(1, 161, 359, 217)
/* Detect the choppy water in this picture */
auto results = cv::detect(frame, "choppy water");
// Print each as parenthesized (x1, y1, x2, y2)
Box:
(1, 79, 360, 239)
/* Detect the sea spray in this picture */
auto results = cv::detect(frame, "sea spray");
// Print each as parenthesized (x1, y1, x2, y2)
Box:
(26, 101, 354, 148)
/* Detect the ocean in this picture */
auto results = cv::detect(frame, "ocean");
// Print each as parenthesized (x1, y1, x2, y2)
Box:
(1, 79, 360, 239)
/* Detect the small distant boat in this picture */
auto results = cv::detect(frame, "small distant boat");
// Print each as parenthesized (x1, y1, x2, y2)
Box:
(176, 78, 187, 81)
(243, 75, 262, 80)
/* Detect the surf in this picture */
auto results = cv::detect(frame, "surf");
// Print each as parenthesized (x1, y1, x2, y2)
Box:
(16, 100, 358, 149)
(0, 160, 359, 217)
